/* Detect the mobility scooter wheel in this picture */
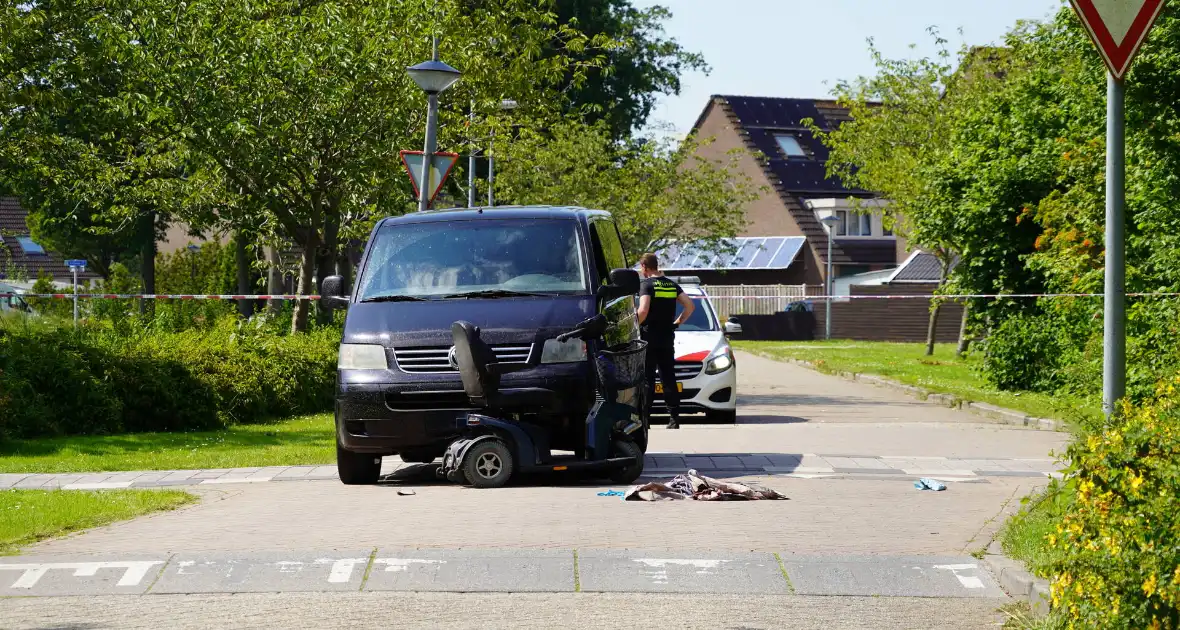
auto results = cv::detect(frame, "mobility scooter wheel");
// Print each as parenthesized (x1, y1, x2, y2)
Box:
(608, 439, 644, 485)
(336, 441, 382, 485)
(463, 439, 514, 488)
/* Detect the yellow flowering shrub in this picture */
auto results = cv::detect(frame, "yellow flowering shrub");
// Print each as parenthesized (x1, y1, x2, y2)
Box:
(1047, 378, 1180, 629)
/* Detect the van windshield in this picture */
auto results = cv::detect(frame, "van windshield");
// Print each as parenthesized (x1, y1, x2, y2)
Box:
(357, 219, 589, 300)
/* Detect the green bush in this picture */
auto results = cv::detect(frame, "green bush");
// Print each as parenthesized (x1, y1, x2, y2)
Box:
(983, 310, 1067, 392)
(0, 316, 339, 439)
(1045, 381, 1180, 629)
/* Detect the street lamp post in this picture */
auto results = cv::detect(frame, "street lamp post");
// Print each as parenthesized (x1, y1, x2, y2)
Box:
(487, 99, 517, 207)
(407, 38, 461, 213)
(187, 244, 201, 286)
(819, 215, 841, 341)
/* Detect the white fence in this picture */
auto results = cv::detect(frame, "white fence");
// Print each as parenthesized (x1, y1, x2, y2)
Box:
(700, 284, 808, 320)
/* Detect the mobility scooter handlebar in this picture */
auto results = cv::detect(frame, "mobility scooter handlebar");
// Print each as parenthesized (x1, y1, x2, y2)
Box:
(555, 314, 608, 343)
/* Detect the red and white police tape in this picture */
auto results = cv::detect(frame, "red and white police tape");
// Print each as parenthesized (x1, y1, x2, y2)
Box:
(4, 292, 1180, 300)
(1, 293, 321, 301)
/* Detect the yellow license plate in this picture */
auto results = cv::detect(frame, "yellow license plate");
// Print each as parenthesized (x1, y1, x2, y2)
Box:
(654, 383, 683, 394)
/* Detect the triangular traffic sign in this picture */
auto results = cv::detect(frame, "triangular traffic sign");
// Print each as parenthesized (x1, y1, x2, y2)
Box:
(1068, 0, 1167, 80)
(400, 150, 460, 203)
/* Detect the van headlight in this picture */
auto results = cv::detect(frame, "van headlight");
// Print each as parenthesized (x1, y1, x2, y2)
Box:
(705, 347, 734, 374)
(540, 338, 587, 364)
(338, 344, 389, 370)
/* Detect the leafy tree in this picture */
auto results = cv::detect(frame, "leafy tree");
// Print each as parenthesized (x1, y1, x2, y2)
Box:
(0, 1, 221, 292)
(493, 119, 761, 258)
(67, 0, 610, 332)
(813, 32, 1046, 355)
(548, 1, 707, 139)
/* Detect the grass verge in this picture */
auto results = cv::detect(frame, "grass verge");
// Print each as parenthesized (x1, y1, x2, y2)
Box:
(1, 488, 196, 554)
(734, 340, 1100, 423)
(998, 481, 1072, 579)
(0, 414, 335, 474)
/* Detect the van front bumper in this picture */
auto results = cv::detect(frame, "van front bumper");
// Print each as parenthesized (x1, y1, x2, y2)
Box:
(334, 366, 592, 456)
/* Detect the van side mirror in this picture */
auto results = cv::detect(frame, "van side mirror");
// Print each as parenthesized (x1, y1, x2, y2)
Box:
(723, 320, 743, 336)
(320, 275, 349, 310)
(598, 268, 640, 301)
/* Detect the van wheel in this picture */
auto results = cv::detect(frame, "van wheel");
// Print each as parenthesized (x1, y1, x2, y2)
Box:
(608, 439, 644, 485)
(463, 439, 514, 489)
(337, 442, 382, 485)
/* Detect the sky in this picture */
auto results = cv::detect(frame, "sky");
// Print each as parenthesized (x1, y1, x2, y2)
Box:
(633, 0, 1066, 136)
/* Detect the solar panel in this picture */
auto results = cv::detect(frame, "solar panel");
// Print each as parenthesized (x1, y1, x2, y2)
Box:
(730, 238, 765, 268)
(656, 236, 808, 270)
(748, 237, 784, 267)
(768, 237, 807, 268)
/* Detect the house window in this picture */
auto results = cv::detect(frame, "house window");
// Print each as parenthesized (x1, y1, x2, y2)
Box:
(835, 210, 848, 236)
(860, 213, 872, 236)
(883, 223, 893, 237)
(774, 134, 807, 158)
(15, 236, 45, 255)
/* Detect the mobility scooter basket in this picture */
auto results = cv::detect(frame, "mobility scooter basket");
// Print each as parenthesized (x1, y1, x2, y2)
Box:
(594, 340, 649, 391)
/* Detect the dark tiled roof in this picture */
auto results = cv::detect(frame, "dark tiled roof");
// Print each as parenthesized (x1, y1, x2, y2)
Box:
(889, 252, 959, 283)
(0, 197, 101, 283)
(696, 95, 889, 268)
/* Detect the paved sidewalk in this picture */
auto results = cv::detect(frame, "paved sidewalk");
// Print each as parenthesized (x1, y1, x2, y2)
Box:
(0, 452, 1060, 491)
(0, 592, 1010, 630)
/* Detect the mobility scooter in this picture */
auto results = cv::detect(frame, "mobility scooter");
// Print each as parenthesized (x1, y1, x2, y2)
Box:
(438, 314, 648, 489)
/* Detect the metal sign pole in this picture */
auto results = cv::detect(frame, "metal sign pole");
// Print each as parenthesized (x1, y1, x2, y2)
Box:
(72, 267, 78, 328)
(1103, 72, 1126, 419)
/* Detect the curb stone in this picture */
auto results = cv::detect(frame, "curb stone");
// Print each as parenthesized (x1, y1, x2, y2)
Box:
(982, 540, 1052, 617)
(782, 358, 1066, 432)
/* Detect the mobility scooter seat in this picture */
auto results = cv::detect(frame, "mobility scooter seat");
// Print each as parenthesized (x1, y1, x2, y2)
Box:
(450, 321, 556, 410)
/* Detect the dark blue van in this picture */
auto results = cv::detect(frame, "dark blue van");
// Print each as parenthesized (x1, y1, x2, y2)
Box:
(321, 206, 644, 484)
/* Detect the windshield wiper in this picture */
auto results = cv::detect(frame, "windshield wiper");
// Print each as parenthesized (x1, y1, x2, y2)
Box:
(360, 294, 429, 303)
(440, 289, 550, 299)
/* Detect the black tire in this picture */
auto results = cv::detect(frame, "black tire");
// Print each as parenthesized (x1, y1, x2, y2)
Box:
(608, 439, 644, 485)
(707, 409, 738, 424)
(337, 442, 382, 485)
(463, 439, 514, 489)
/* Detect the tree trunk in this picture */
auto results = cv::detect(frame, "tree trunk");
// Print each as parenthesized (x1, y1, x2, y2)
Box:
(235, 231, 252, 319)
(139, 211, 157, 316)
(925, 255, 951, 357)
(956, 301, 972, 356)
(291, 229, 321, 334)
(265, 245, 283, 315)
(339, 244, 354, 295)
(925, 301, 942, 356)
(315, 214, 339, 325)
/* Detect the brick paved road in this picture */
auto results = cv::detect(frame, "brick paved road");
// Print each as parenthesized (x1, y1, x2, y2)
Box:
(2, 351, 1068, 627)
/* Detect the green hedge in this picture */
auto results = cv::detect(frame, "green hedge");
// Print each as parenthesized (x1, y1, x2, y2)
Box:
(1045, 380, 1180, 629)
(0, 316, 339, 439)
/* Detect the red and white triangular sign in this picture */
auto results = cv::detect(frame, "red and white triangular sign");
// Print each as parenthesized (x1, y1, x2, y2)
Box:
(1068, 0, 1167, 80)
(400, 150, 460, 203)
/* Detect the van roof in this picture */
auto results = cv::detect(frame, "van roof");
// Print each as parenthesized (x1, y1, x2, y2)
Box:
(379, 205, 609, 227)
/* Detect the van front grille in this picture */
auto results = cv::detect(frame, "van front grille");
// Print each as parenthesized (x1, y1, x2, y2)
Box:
(393, 345, 533, 373)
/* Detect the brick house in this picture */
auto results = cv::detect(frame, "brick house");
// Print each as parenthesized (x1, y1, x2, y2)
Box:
(656, 95, 906, 286)
(0, 197, 100, 286)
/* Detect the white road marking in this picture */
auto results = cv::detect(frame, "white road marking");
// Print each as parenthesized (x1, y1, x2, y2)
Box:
(325, 558, 370, 583)
(275, 561, 304, 574)
(933, 563, 985, 589)
(0, 561, 163, 589)
(375, 559, 447, 573)
(632, 559, 728, 585)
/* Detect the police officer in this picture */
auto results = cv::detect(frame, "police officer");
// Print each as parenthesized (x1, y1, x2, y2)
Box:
(636, 253, 694, 429)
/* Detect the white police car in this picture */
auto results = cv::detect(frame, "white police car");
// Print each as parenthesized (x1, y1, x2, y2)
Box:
(647, 277, 738, 423)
